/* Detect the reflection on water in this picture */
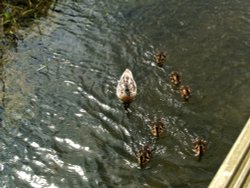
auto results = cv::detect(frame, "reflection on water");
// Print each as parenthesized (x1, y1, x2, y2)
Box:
(0, 0, 250, 187)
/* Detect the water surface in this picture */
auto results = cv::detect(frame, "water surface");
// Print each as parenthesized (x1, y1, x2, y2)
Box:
(0, 0, 250, 187)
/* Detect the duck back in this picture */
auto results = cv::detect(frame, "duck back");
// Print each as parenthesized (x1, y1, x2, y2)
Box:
(116, 69, 137, 103)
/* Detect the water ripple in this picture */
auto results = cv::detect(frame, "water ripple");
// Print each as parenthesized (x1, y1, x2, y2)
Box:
(1, 0, 250, 187)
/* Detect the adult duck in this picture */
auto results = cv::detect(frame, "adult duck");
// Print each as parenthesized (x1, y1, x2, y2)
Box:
(116, 69, 137, 111)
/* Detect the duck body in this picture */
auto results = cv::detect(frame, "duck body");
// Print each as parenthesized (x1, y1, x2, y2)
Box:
(192, 138, 206, 161)
(116, 69, 137, 110)
(150, 120, 165, 137)
(136, 145, 152, 168)
(169, 71, 181, 86)
(155, 52, 167, 67)
(180, 85, 191, 101)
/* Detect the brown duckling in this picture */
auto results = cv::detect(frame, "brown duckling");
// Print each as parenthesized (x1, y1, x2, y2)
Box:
(154, 52, 167, 67)
(180, 85, 191, 101)
(136, 145, 152, 167)
(192, 138, 207, 161)
(169, 71, 181, 86)
(150, 120, 165, 137)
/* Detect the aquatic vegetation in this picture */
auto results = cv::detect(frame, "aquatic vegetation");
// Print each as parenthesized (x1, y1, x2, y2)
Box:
(0, 0, 55, 35)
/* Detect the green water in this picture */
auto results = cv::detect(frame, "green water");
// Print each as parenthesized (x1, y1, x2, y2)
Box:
(0, 0, 250, 187)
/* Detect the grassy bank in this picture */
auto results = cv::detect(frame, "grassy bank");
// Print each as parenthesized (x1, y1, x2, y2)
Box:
(0, 0, 55, 35)
(0, 0, 55, 95)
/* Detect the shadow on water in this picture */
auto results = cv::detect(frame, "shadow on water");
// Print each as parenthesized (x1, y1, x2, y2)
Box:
(0, 0, 250, 187)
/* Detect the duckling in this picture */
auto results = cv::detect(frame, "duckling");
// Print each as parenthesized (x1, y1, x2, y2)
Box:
(192, 138, 207, 161)
(136, 145, 152, 167)
(169, 71, 181, 86)
(150, 120, 165, 137)
(116, 69, 137, 111)
(154, 52, 167, 67)
(180, 85, 191, 101)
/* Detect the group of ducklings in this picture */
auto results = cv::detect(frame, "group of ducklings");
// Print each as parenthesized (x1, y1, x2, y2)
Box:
(155, 52, 191, 101)
(169, 71, 191, 101)
(116, 52, 206, 168)
(138, 124, 207, 167)
(136, 119, 165, 167)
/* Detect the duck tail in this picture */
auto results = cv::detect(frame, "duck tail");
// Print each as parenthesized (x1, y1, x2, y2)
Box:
(197, 154, 202, 162)
(123, 102, 131, 113)
(139, 156, 144, 168)
(197, 145, 203, 161)
(156, 126, 159, 137)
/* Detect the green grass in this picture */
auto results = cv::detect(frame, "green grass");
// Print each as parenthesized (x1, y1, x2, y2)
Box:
(1, 0, 55, 35)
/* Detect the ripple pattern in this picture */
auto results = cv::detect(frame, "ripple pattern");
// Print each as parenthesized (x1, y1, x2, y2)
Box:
(0, 0, 250, 187)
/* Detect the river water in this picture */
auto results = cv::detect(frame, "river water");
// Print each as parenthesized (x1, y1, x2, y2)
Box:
(1, 0, 250, 187)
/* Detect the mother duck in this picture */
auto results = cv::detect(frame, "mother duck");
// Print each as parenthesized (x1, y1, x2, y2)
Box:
(116, 69, 137, 111)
